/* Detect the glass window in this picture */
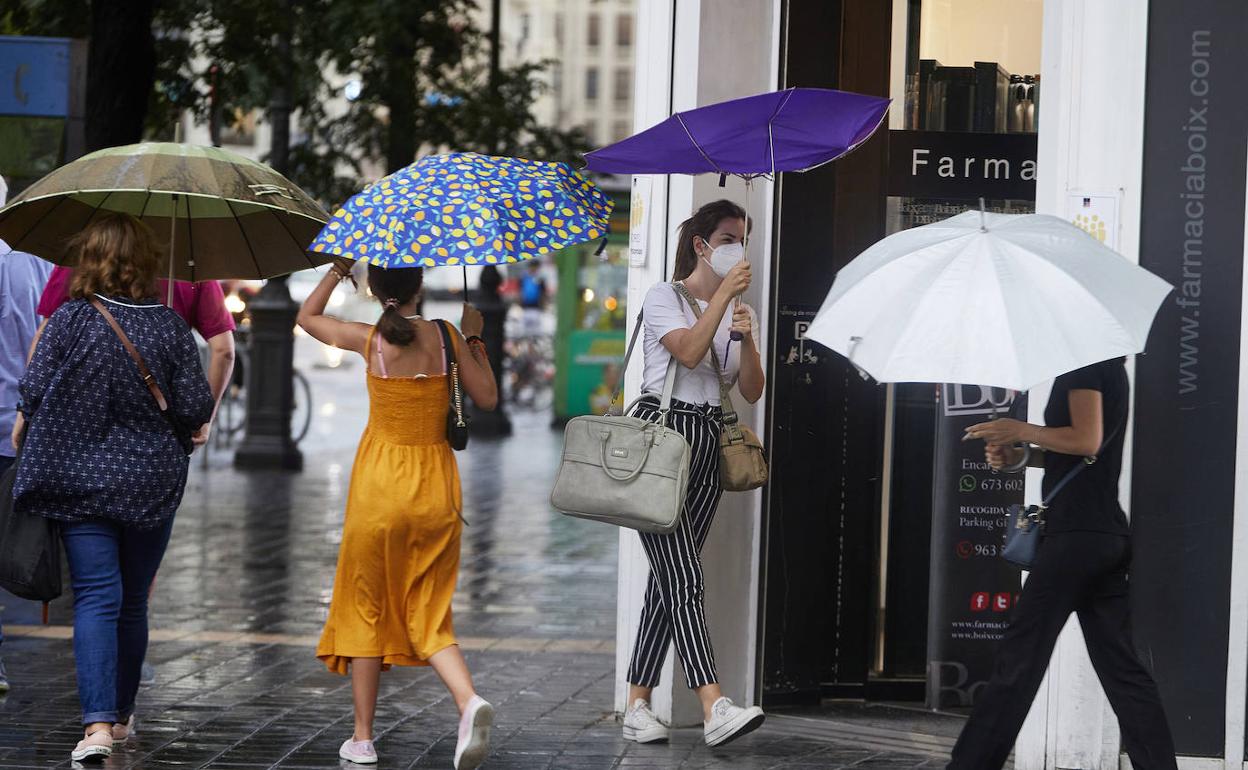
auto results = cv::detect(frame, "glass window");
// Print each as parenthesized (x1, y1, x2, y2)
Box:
(588, 14, 600, 47)
(614, 68, 630, 106)
(586, 68, 599, 102)
(617, 14, 633, 48)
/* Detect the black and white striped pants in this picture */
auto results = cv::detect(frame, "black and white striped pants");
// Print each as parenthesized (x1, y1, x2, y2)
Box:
(627, 396, 724, 690)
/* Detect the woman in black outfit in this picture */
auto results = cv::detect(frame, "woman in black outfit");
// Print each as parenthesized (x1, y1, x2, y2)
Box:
(953, 357, 1177, 770)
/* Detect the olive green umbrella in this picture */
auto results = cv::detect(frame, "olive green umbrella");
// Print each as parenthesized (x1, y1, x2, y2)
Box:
(0, 142, 333, 293)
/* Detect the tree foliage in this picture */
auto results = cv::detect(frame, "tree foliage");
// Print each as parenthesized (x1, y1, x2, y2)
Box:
(0, 0, 589, 204)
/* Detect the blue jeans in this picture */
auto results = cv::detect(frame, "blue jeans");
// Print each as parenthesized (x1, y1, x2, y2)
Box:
(61, 516, 174, 725)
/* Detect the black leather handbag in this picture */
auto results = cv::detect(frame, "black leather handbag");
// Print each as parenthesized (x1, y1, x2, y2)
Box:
(435, 320, 469, 451)
(0, 445, 63, 602)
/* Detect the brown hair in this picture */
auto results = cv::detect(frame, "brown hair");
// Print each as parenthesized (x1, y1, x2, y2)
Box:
(367, 264, 425, 346)
(672, 199, 749, 281)
(68, 213, 162, 302)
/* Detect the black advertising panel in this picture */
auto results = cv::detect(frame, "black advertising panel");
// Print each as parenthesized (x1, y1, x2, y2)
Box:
(886, 130, 1037, 201)
(1134, 1, 1248, 756)
(926, 385, 1024, 708)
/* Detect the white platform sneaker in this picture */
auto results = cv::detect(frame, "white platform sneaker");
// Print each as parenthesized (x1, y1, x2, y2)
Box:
(622, 699, 670, 744)
(703, 697, 765, 747)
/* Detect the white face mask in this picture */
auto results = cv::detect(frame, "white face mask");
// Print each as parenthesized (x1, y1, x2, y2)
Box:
(701, 241, 744, 278)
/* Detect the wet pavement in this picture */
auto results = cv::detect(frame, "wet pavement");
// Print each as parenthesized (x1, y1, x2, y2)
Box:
(0, 335, 944, 768)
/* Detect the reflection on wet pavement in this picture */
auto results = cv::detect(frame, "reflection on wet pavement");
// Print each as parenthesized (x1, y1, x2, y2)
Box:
(0, 344, 937, 767)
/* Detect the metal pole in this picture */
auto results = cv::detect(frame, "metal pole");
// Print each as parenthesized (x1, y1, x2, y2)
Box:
(167, 193, 177, 306)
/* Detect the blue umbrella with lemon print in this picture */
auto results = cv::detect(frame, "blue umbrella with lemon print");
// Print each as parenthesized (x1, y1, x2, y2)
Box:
(308, 153, 613, 293)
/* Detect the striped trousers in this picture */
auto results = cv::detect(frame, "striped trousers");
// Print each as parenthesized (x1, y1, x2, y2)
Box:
(627, 396, 723, 690)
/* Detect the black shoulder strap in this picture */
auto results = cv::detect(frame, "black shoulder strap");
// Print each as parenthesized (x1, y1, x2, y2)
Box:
(1041, 406, 1127, 508)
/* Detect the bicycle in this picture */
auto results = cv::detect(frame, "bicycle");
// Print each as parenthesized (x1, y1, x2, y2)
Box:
(504, 333, 555, 411)
(211, 328, 313, 451)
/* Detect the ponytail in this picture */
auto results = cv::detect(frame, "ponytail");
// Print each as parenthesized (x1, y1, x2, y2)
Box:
(673, 199, 749, 281)
(377, 304, 416, 346)
(367, 264, 425, 346)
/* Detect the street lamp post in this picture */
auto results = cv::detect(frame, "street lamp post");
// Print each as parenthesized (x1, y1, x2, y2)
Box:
(236, 3, 302, 471)
(234, 279, 303, 470)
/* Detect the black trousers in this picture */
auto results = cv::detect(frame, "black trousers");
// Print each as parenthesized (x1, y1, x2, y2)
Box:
(627, 397, 723, 690)
(949, 532, 1177, 770)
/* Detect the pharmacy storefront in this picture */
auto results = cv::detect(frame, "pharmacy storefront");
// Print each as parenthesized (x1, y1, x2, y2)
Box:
(617, 1, 1248, 768)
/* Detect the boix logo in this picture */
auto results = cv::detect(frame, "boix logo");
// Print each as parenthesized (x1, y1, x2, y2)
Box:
(942, 384, 1016, 418)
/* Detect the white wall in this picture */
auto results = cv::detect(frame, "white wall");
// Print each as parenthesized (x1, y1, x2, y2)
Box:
(1016, 2, 1150, 769)
(615, 0, 779, 727)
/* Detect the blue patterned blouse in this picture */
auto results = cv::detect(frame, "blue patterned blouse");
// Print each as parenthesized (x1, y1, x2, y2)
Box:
(15, 296, 215, 529)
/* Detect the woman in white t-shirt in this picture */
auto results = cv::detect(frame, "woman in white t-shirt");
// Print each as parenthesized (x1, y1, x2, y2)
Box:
(621, 199, 766, 748)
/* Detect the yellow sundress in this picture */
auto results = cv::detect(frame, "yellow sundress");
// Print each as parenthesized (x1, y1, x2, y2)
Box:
(317, 326, 463, 674)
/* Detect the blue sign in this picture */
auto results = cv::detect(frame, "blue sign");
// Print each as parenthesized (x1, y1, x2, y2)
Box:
(0, 36, 76, 117)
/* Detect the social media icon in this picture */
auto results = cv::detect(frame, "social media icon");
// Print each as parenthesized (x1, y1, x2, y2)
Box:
(959, 475, 977, 493)
(993, 593, 1011, 612)
(956, 541, 974, 559)
(970, 592, 990, 612)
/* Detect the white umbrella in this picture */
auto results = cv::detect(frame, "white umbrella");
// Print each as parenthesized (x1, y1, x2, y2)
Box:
(806, 210, 1173, 391)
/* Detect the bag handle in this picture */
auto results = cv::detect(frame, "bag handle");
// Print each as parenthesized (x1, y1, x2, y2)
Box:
(610, 304, 678, 425)
(90, 297, 169, 412)
(671, 283, 746, 441)
(435, 320, 466, 429)
(598, 428, 655, 482)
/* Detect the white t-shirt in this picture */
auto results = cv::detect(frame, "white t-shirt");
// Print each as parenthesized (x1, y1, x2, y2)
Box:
(640, 282, 760, 406)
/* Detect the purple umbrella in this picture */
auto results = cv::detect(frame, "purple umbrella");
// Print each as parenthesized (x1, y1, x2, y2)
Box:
(584, 87, 890, 178)
(585, 87, 890, 345)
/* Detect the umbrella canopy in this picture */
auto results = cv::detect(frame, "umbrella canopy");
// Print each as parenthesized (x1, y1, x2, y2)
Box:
(805, 211, 1173, 391)
(309, 152, 613, 268)
(0, 142, 331, 281)
(583, 87, 891, 177)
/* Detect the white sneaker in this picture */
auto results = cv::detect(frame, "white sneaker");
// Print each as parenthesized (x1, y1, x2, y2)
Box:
(112, 714, 136, 744)
(622, 698, 670, 743)
(454, 695, 494, 770)
(703, 697, 765, 747)
(338, 737, 378, 765)
(71, 730, 113, 762)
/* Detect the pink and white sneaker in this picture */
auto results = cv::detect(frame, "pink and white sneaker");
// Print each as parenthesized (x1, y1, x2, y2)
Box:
(70, 730, 113, 762)
(454, 696, 494, 770)
(112, 714, 136, 744)
(338, 737, 378, 765)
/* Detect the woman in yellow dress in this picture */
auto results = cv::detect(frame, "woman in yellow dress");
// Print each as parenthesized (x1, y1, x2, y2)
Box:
(298, 260, 498, 769)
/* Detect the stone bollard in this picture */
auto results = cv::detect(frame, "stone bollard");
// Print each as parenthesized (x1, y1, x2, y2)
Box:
(470, 265, 513, 436)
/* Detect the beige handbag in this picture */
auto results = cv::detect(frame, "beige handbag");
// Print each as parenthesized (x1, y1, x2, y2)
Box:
(550, 316, 690, 534)
(673, 283, 769, 492)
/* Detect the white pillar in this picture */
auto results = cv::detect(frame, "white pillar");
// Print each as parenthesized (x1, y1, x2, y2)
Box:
(615, 0, 780, 728)
(1016, 2, 1151, 769)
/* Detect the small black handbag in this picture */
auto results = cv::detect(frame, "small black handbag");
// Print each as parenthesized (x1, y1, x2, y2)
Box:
(435, 320, 469, 451)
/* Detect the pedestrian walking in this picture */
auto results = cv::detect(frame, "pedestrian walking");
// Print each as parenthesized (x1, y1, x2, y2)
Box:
(0, 176, 54, 695)
(517, 259, 548, 337)
(38, 262, 235, 688)
(297, 261, 499, 769)
(952, 357, 1177, 770)
(622, 199, 767, 747)
(11, 213, 214, 762)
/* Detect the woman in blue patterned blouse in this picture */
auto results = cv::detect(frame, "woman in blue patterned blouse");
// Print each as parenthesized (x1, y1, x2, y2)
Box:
(12, 214, 214, 763)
